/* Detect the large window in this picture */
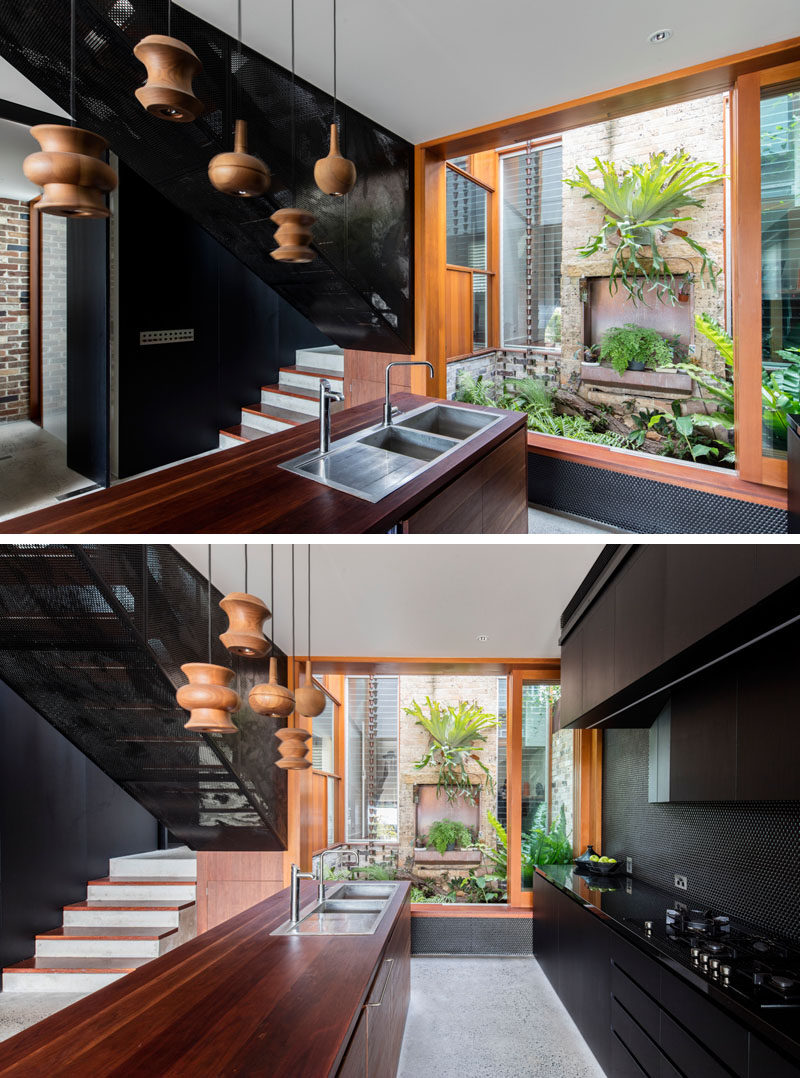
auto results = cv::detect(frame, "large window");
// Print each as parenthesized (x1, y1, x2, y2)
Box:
(345, 676, 399, 841)
(760, 83, 800, 458)
(501, 141, 563, 348)
(445, 162, 493, 356)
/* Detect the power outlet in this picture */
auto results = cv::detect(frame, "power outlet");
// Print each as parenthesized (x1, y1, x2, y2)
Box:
(674, 874, 688, 891)
(626, 857, 633, 876)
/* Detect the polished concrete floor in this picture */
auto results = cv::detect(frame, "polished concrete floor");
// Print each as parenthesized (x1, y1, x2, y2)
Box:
(398, 956, 605, 1078)
(0, 421, 95, 523)
(0, 993, 87, 1042)
(528, 504, 623, 534)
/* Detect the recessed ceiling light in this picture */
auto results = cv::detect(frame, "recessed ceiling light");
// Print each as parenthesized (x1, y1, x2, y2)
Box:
(648, 28, 673, 44)
(476, 634, 489, 642)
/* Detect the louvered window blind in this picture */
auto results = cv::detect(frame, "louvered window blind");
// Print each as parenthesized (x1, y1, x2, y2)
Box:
(345, 676, 399, 841)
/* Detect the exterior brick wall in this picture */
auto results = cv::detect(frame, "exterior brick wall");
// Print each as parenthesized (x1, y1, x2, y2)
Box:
(560, 93, 728, 391)
(397, 675, 500, 873)
(0, 198, 30, 421)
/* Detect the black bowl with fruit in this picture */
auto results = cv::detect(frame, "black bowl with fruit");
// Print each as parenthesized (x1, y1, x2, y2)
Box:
(575, 853, 622, 876)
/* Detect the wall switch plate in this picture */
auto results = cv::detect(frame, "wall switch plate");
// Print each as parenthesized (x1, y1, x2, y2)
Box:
(626, 879, 632, 894)
(674, 874, 688, 891)
(626, 857, 633, 875)
(139, 328, 194, 346)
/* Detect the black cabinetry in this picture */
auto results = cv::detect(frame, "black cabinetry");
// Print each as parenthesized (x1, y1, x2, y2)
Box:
(533, 872, 800, 1078)
(559, 544, 800, 730)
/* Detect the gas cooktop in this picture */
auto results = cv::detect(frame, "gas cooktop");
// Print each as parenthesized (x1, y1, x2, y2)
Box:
(629, 901, 800, 1010)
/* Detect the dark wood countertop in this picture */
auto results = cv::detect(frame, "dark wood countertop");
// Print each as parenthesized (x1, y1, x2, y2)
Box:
(0, 396, 525, 534)
(0, 880, 411, 1077)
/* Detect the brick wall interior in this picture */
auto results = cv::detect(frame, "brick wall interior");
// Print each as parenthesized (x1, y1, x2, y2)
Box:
(0, 197, 30, 421)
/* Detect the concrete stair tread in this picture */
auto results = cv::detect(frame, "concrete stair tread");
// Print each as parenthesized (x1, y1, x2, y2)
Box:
(36, 926, 178, 940)
(241, 403, 315, 426)
(261, 383, 319, 402)
(88, 877, 195, 885)
(5, 957, 153, 973)
(64, 900, 194, 911)
(280, 365, 344, 380)
(219, 424, 271, 443)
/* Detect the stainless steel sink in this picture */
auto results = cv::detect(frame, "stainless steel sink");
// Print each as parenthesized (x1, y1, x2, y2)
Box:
(278, 402, 503, 503)
(271, 882, 400, 936)
(396, 404, 499, 440)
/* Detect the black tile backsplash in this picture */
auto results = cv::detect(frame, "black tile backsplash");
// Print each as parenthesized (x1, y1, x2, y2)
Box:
(603, 728, 800, 942)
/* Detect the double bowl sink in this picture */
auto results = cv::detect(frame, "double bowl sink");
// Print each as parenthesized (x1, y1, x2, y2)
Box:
(272, 882, 400, 936)
(279, 403, 502, 503)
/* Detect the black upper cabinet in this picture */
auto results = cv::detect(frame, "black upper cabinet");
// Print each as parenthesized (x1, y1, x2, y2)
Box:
(581, 591, 616, 716)
(560, 544, 800, 730)
(662, 545, 756, 663)
(667, 662, 738, 802)
(614, 546, 665, 691)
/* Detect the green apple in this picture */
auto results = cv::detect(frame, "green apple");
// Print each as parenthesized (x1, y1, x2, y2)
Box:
(600, 856, 610, 862)
(608, 858, 617, 864)
(589, 854, 600, 862)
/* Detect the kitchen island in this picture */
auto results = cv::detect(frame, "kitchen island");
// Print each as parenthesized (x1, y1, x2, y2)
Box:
(0, 880, 411, 1077)
(0, 395, 527, 534)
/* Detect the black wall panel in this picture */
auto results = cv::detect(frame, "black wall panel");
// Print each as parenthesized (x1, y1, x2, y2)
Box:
(0, 679, 158, 968)
(116, 165, 330, 477)
(603, 727, 800, 942)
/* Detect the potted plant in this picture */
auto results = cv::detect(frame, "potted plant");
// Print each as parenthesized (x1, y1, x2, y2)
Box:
(406, 697, 499, 804)
(574, 342, 599, 366)
(426, 818, 473, 855)
(599, 323, 673, 374)
(564, 150, 724, 305)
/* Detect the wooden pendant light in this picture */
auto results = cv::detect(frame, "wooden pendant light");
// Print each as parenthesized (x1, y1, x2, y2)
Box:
(133, 34, 204, 122)
(177, 663, 241, 733)
(270, 208, 316, 263)
(275, 727, 312, 770)
(209, 120, 270, 197)
(250, 656, 295, 718)
(23, 126, 117, 218)
(295, 659, 326, 718)
(314, 123, 356, 197)
(219, 591, 270, 657)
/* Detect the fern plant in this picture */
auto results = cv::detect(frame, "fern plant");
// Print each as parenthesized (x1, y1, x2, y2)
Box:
(426, 818, 473, 855)
(453, 373, 497, 407)
(599, 324, 674, 374)
(565, 150, 725, 304)
(406, 697, 499, 803)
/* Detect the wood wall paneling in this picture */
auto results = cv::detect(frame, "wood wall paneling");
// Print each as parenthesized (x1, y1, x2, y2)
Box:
(195, 851, 285, 934)
(445, 268, 473, 360)
(414, 146, 448, 399)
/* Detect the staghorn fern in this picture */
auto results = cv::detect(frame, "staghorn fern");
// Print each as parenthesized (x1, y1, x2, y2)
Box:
(406, 698, 499, 803)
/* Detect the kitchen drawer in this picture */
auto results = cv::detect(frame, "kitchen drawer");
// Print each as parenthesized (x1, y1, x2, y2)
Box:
(612, 963, 660, 1041)
(659, 967, 747, 1078)
(611, 997, 660, 1077)
(660, 1013, 737, 1078)
(749, 1036, 800, 1078)
(611, 1031, 651, 1078)
(610, 933, 661, 999)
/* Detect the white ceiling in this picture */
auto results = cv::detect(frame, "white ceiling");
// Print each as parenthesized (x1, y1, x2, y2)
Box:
(177, 0, 800, 143)
(0, 4, 796, 144)
(0, 118, 41, 200)
(173, 543, 603, 659)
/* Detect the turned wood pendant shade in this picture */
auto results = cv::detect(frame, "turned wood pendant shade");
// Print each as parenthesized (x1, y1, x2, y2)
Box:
(176, 663, 241, 733)
(270, 208, 316, 263)
(294, 660, 326, 718)
(208, 120, 270, 198)
(219, 592, 270, 657)
(314, 124, 356, 196)
(275, 727, 312, 770)
(249, 656, 295, 718)
(23, 126, 117, 218)
(133, 35, 204, 122)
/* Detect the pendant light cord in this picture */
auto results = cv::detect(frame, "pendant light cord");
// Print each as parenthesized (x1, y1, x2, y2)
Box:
(269, 544, 274, 658)
(290, 0, 296, 202)
(244, 543, 248, 594)
(207, 545, 212, 664)
(70, 0, 76, 126)
(291, 544, 296, 666)
(167, 0, 172, 37)
(332, 0, 337, 127)
(236, 0, 242, 128)
(307, 544, 312, 660)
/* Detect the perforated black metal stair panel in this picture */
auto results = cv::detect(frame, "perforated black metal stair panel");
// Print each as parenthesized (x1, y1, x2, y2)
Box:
(0, 1, 414, 353)
(0, 545, 287, 851)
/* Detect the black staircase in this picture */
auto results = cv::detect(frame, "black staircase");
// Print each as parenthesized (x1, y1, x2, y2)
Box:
(0, 544, 288, 851)
(0, 0, 414, 353)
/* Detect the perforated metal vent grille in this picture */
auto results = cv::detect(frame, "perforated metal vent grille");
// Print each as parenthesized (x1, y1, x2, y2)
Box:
(0, 0, 414, 353)
(527, 455, 787, 534)
(411, 916, 533, 956)
(0, 544, 287, 851)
